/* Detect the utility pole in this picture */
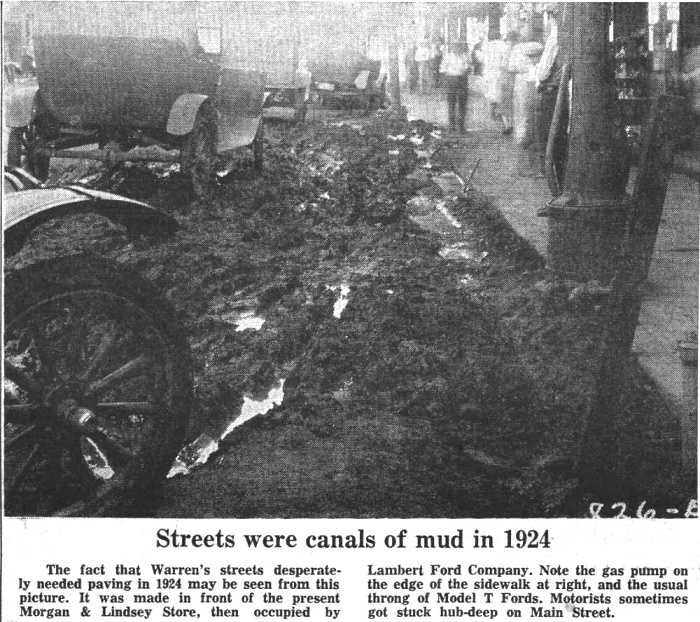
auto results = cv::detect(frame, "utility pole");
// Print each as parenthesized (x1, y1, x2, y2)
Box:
(386, 9, 406, 120)
(389, 33, 403, 109)
(543, 6, 682, 499)
(542, 3, 630, 282)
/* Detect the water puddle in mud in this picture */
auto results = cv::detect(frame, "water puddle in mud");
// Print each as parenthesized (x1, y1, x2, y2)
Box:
(82, 438, 115, 480)
(167, 433, 220, 478)
(211, 299, 265, 331)
(407, 196, 463, 235)
(434, 172, 465, 195)
(435, 201, 462, 229)
(168, 379, 286, 478)
(231, 310, 266, 332)
(4, 377, 25, 402)
(439, 242, 479, 262)
(146, 162, 180, 180)
(327, 284, 350, 318)
(223, 378, 286, 437)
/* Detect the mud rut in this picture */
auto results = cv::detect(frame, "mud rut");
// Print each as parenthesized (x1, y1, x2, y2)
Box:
(8, 113, 686, 517)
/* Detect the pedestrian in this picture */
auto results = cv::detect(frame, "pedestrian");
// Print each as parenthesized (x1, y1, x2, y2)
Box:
(405, 44, 418, 93)
(482, 31, 519, 132)
(441, 42, 470, 134)
(535, 8, 564, 177)
(415, 37, 431, 94)
(295, 56, 312, 105)
(432, 36, 444, 89)
(483, 37, 504, 122)
(510, 40, 544, 175)
(496, 30, 521, 134)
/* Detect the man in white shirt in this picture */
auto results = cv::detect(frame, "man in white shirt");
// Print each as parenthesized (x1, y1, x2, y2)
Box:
(483, 31, 519, 132)
(534, 9, 564, 176)
(441, 42, 470, 133)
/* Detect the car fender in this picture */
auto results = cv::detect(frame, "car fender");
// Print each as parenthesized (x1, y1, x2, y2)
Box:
(215, 69, 266, 153)
(3, 185, 178, 256)
(5, 85, 40, 127)
(166, 93, 210, 136)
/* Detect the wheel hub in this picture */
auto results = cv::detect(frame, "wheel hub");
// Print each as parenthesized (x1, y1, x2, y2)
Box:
(45, 383, 96, 433)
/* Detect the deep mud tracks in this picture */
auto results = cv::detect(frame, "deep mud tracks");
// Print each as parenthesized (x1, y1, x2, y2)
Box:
(22, 112, 690, 517)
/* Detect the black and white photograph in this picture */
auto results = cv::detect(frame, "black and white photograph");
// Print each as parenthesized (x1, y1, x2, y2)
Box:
(2, 0, 698, 520)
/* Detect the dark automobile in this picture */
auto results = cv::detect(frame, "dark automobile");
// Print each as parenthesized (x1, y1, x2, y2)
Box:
(4, 34, 266, 193)
(309, 56, 385, 112)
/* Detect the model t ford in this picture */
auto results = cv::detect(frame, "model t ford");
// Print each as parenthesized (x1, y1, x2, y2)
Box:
(5, 34, 266, 192)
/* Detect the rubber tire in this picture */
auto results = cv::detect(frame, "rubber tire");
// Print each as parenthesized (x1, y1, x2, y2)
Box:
(181, 101, 218, 198)
(253, 121, 264, 173)
(7, 125, 51, 181)
(4, 255, 193, 516)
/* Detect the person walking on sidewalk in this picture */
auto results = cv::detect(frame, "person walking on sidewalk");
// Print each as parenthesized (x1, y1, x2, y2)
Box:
(432, 36, 444, 89)
(483, 31, 519, 133)
(405, 44, 419, 93)
(497, 31, 521, 134)
(510, 40, 544, 175)
(415, 37, 432, 93)
(535, 8, 563, 177)
(442, 42, 471, 134)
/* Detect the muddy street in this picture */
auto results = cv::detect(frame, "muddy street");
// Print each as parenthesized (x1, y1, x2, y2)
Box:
(8, 113, 684, 517)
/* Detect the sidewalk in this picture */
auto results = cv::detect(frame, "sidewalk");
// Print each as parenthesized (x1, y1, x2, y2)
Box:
(404, 87, 698, 414)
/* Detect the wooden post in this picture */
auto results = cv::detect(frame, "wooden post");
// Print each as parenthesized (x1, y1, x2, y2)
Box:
(385, 14, 406, 120)
(577, 97, 680, 497)
(388, 32, 403, 111)
(542, 2, 631, 283)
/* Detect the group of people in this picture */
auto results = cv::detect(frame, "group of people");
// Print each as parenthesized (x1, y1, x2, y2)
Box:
(405, 36, 444, 93)
(401, 10, 563, 177)
(481, 23, 564, 177)
(404, 36, 477, 134)
(404, 31, 534, 136)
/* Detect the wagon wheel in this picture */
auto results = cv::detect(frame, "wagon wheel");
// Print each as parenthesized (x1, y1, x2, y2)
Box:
(252, 121, 264, 173)
(7, 122, 51, 181)
(181, 101, 218, 198)
(4, 255, 192, 516)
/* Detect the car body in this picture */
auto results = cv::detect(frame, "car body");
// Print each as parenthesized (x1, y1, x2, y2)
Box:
(3, 166, 179, 256)
(5, 34, 266, 188)
(309, 56, 385, 112)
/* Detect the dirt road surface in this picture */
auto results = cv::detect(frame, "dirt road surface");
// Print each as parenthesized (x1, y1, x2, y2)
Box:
(7, 113, 689, 517)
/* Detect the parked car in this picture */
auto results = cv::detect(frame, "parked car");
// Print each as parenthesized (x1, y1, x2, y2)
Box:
(4, 34, 266, 193)
(264, 81, 309, 123)
(309, 56, 385, 112)
(4, 167, 193, 516)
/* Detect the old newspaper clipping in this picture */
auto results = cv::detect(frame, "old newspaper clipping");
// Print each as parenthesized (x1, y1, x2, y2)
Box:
(2, 1, 698, 620)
